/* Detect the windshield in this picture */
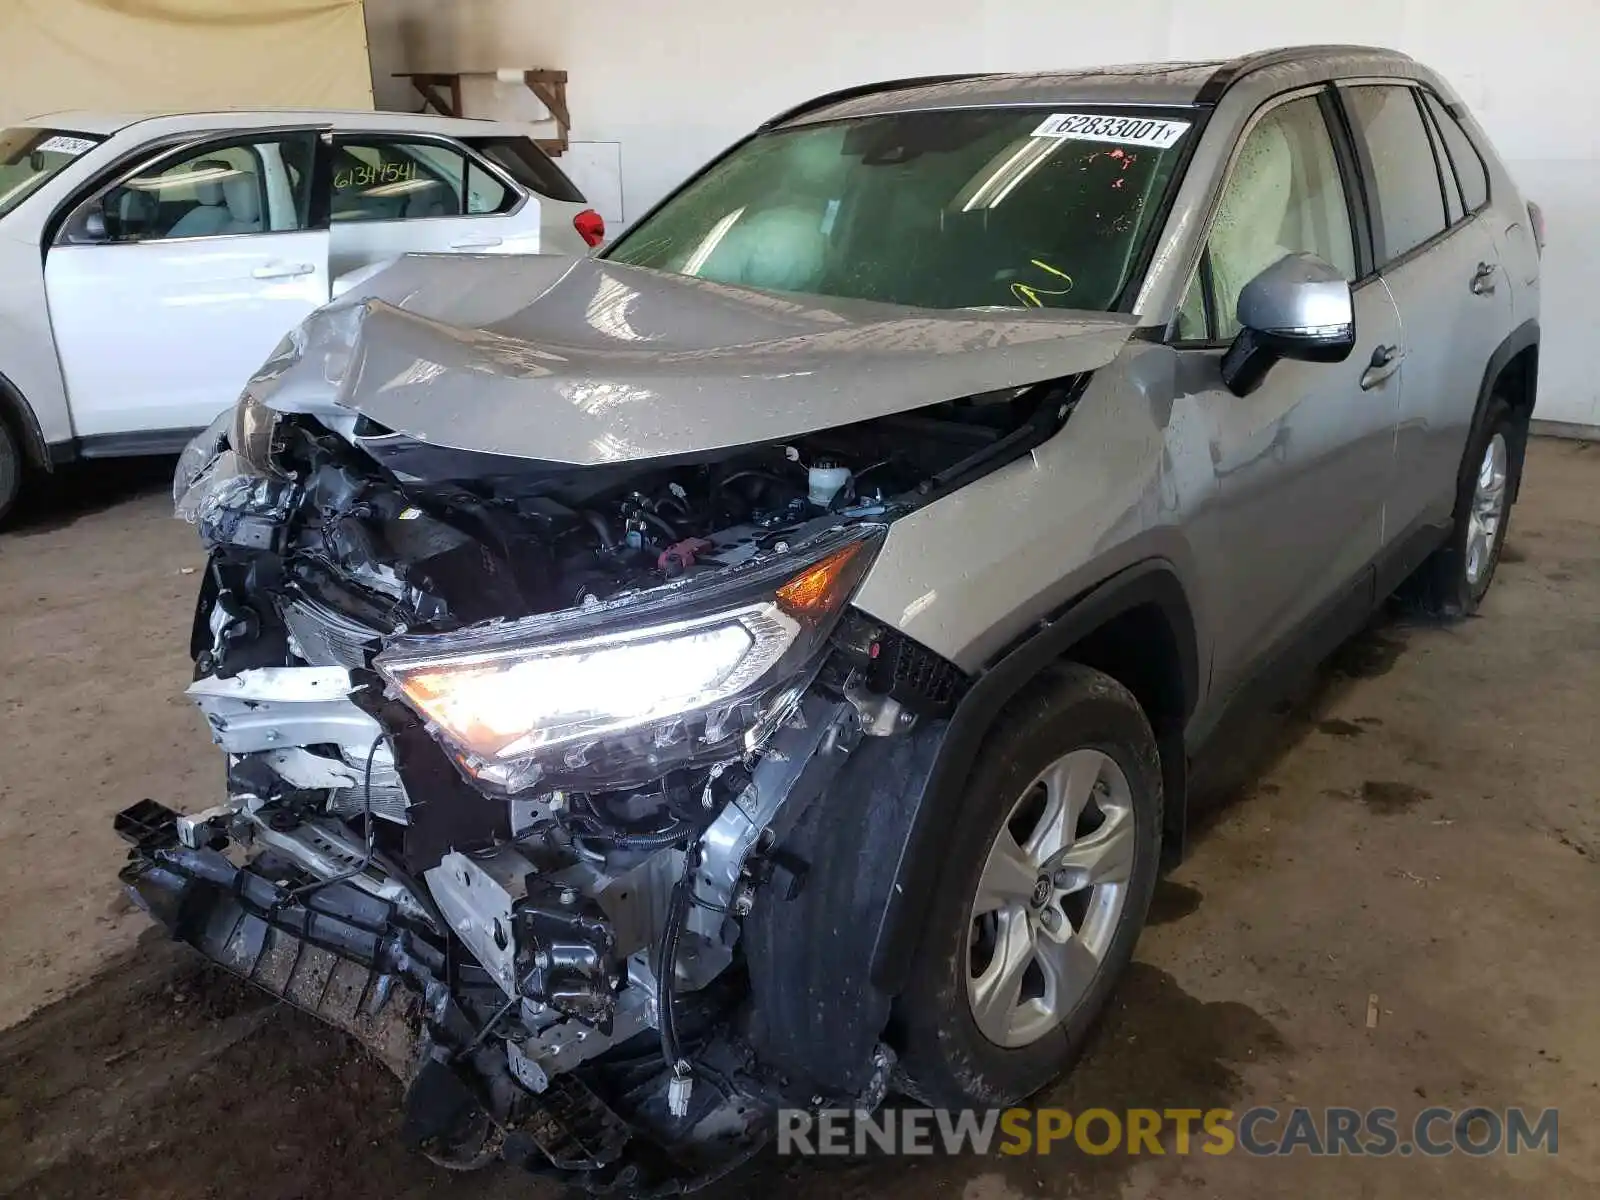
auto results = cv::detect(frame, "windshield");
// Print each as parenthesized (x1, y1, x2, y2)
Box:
(606, 107, 1192, 311)
(0, 128, 102, 218)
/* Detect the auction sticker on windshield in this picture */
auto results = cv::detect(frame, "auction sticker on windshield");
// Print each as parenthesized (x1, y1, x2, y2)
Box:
(1032, 114, 1191, 149)
(36, 135, 97, 156)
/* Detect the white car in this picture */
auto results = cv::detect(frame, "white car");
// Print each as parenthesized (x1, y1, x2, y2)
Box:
(0, 108, 603, 519)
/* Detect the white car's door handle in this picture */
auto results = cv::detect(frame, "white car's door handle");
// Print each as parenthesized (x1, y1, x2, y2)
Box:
(1360, 343, 1403, 391)
(451, 237, 504, 250)
(252, 262, 316, 280)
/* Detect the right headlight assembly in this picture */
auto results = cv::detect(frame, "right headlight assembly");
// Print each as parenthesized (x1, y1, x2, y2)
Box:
(172, 407, 234, 512)
(173, 353, 294, 514)
(173, 393, 294, 545)
(374, 527, 883, 794)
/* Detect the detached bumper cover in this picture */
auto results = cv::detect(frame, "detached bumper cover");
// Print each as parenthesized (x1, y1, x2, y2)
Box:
(113, 801, 641, 1180)
(116, 801, 436, 1078)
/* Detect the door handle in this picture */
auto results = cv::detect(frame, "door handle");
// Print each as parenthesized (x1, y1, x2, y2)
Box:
(1470, 261, 1498, 296)
(253, 262, 316, 280)
(1360, 343, 1403, 391)
(450, 236, 504, 250)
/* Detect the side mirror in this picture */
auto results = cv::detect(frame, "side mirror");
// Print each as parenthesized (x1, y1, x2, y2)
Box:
(69, 201, 110, 243)
(1221, 252, 1356, 397)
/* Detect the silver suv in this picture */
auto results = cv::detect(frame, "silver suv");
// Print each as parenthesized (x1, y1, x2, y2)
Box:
(117, 45, 1540, 1191)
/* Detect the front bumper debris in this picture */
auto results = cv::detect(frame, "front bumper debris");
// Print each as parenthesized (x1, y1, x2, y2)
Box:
(114, 801, 666, 1185)
(115, 800, 433, 1078)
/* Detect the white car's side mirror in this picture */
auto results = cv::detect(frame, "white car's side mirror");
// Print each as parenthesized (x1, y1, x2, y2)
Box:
(81, 206, 109, 242)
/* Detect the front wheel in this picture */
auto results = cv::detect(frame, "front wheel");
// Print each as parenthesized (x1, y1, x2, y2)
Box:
(0, 420, 22, 526)
(894, 663, 1163, 1106)
(1404, 395, 1519, 618)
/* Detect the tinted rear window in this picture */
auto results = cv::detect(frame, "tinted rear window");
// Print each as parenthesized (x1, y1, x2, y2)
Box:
(465, 137, 585, 203)
(1421, 93, 1489, 213)
(1340, 85, 1448, 263)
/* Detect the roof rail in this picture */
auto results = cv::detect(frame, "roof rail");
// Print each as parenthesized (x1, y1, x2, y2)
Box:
(761, 74, 996, 129)
(1195, 44, 1410, 104)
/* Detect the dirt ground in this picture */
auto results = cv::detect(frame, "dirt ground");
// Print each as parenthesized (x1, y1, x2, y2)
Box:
(2, 441, 1597, 1199)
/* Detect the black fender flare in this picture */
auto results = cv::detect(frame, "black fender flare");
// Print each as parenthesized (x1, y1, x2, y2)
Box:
(1477, 318, 1539, 410)
(1472, 319, 1539, 502)
(0, 371, 53, 470)
(868, 558, 1199, 992)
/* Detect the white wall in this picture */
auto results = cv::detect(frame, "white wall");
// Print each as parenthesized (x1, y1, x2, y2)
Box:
(365, 0, 1600, 426)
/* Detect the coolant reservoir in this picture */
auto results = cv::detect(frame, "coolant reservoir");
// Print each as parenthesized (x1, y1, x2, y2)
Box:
(808, 461, 852, 508)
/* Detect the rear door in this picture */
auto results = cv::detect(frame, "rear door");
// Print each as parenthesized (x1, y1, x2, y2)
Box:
(1171, 89, 1403, 701)
(467, 135, 593, 255)
(325, 133, 545, 279)
(44, 128, 329, 440)
(1336, 83, 1512, 539)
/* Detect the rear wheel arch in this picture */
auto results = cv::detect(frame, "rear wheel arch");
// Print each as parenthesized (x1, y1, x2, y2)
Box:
(1472, 321, 1538, 502)
(869, 560, 1200, 993)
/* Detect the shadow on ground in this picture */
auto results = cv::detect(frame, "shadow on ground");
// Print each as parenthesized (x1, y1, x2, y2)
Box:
(1183, 617, 1416, 838)
(3, 456, 177, 539)
(0, 942, 1287, 1200)
(721, 961, 1286, 1200)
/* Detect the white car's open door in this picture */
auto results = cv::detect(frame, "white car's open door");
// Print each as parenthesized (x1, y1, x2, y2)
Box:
(324, 133, 546, 278)
(43, 127, 331, 446)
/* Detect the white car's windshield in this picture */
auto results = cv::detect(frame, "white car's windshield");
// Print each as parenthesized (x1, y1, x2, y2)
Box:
(0, 128, 102, 218)
(605, 107, 1194, 311)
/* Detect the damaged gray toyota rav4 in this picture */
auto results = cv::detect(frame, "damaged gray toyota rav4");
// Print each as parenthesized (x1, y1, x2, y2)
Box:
(116, 45, 1540, 1191)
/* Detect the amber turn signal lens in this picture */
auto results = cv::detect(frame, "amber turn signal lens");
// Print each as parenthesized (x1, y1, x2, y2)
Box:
(775, 540, 872, 624)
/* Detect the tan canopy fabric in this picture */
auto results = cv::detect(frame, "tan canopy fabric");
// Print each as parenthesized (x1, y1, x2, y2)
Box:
(0, 0, 373, 125)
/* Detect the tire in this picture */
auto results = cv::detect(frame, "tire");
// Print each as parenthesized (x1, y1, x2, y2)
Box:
(893, 663, 1163, 1107)
(1403, 395, 1519, 618)
(0, 419, 22, 527)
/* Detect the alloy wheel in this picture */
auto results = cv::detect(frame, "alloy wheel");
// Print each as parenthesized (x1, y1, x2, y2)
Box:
(1465, 432, 1509, 587)
(966, 748, 1135, 1048)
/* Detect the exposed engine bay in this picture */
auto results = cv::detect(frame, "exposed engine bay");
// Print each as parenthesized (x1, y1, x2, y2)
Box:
(191, 376, 1063, 633)
(112, 366, 1084, 1192)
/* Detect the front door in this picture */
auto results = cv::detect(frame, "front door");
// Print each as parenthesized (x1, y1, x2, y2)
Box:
(1171, 90, 1402, 701)
(44, 129, 329, 441)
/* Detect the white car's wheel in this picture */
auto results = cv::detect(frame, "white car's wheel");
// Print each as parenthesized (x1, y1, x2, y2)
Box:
(0, 420, 22, 525)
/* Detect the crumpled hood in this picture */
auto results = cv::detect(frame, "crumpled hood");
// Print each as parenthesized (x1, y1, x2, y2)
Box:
(260, 254, 1138, 467)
